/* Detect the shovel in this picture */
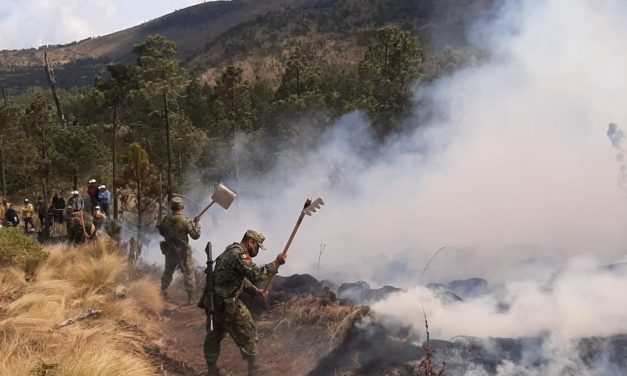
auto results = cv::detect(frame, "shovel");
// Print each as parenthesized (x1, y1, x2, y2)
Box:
(194, 183, 237, 222)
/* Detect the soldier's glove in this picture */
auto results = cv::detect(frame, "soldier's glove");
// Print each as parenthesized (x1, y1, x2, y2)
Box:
(275, 254, 286, 267)
(255, 287, 269, 299)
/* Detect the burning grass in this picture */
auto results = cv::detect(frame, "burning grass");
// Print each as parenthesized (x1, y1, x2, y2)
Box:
(0, 239, 164, 376)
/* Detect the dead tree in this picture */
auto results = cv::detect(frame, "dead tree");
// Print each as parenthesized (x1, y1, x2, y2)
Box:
(0, 135, 6, 197)
(43, 50, 66, 126)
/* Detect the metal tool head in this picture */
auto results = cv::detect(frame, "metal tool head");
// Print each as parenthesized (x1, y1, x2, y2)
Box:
(303, 197, 324, 216)
(211, 183, 237, 209)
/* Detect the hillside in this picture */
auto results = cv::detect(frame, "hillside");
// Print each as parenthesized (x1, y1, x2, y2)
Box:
(0, 0, 495, 90)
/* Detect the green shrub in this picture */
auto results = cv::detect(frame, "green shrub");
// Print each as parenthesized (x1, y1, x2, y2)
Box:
(0, 227, 48, 275)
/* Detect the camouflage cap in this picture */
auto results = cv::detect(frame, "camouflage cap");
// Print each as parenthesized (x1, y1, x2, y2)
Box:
(245, 229, 267, 250)
(170, 196, 184, 210)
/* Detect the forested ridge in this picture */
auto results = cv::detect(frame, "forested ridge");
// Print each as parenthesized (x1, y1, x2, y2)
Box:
(0, 0, 492, 235)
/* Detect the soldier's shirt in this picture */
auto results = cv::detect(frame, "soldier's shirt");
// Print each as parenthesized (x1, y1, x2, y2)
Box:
(158, 213, 201, 245)
(213, 243, 278, 301)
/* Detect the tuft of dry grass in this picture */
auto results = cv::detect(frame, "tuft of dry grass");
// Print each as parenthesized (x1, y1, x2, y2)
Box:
(272, 295, 369, 344)
(64, 252, 127, 295)
(0, 239, 164, 375)
(0, 267, 28, 303)
(127, 278, 165, 315)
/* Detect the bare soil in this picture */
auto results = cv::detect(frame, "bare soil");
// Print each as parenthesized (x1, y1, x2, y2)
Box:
(156, 285, 336, 376)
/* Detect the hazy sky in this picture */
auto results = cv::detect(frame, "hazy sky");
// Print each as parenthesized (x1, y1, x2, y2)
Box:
(0, 0, 205, 50)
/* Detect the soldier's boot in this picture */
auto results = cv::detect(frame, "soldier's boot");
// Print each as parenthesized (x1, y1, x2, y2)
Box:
(246, 356, 260, 376)
(207, 363, 222, 376)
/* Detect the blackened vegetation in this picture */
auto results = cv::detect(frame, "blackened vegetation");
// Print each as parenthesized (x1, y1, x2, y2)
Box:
(578, 335, 627, 370)
(309, 321, 424, 376)
(242, 274, 627, 375)
(337, 280, 401, 304)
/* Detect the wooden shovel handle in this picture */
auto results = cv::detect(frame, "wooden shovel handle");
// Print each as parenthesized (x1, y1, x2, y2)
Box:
(263, 199, 311, 295)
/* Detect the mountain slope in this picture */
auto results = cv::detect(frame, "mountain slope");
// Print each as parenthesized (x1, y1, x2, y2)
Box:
(0, 0, 495, 90)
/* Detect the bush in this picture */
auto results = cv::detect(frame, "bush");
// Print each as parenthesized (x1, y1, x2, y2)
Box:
(0, 228, 48, 275)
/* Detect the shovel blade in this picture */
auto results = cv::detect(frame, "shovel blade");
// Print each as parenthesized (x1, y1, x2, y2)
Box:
(211, 183, 237, 209)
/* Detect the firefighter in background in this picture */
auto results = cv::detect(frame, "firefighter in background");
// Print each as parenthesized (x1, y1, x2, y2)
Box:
(21, 198, 34, 233)
(157, 197, 200, 304)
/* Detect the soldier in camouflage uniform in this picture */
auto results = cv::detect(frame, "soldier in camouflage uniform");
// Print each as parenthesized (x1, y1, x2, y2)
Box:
(158, 196, 201, 304)
(204, 229, 286, 376)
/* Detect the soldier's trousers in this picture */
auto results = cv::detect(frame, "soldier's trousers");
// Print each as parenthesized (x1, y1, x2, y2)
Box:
(204, 299, 258, 365)
(161, 249, 195, 292)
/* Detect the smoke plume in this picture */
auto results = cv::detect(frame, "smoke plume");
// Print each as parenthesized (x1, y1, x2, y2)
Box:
(181, 0, 627, 287)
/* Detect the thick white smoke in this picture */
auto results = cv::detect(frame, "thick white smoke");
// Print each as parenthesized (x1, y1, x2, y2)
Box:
(183, 0, 627, 287)
(372, 258, 627, 339)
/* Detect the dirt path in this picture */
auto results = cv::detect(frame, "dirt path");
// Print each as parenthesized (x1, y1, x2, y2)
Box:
(158, 288, 328, 376)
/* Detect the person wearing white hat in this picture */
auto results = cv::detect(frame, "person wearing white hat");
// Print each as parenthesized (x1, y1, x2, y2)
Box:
(93, 205, 107, 230)
(97, 185, 111, 216)
(67, 190, 84, 211)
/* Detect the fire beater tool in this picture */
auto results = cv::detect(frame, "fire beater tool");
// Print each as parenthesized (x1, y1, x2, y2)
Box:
(262, 197, 325, 296)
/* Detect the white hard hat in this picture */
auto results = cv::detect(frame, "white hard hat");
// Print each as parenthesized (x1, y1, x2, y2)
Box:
(71, 190, 79, 195)
(89, 179, 96, 183)
(98, 185, 106, 189)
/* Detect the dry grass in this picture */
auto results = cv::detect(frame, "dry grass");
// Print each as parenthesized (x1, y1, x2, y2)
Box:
(271, 295, 369, 344)
(0, 239, 164, 376)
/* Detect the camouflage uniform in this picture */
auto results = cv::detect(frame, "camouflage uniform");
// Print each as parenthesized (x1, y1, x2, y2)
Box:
(203, 240, 278, 368)
(158, 211, 201, 293)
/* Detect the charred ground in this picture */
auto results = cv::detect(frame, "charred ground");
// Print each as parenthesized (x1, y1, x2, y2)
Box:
(155, 273, 627, 376)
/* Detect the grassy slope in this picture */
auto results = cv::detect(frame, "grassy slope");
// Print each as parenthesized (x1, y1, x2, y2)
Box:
(0, 240, 164, 376)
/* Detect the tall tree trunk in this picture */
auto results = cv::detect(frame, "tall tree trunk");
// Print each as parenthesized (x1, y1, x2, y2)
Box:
(0, 136, 6, 197)
(41, 133, 50, 240)
(71, 155, 78, 191)
(230, 88, 240, 182)
(163, 90, 173, 202)
(296, 67, 301, 98)
(0, 83, 7, 107)
(112, 105, 119, 220)
(178, 151, 183, 188)
(158, 173, 163, 224)
(43, 51, 66, 126)
(135, 157, 142, 242)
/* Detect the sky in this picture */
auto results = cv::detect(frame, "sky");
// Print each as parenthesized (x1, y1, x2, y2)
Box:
(0, 0, 205, 50)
